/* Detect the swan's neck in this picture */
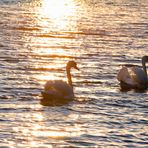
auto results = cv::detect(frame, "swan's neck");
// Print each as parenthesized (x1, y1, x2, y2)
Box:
(142, 58, 147, 78)
(66, 67, 72, 86)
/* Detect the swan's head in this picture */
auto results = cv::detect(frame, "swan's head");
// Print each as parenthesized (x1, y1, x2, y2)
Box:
(142, 56, 148, 63)
(142, 56, 148, 67)
(67, 61, 79, 70)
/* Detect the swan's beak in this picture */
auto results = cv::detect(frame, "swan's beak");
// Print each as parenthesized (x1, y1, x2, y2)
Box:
(75, 65, 79, 70)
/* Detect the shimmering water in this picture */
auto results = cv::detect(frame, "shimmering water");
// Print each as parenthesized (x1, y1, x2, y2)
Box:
(0, 0, 148, 147)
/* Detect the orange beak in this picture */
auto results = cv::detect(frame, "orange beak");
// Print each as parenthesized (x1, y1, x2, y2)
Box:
(75, 65, 79, 70)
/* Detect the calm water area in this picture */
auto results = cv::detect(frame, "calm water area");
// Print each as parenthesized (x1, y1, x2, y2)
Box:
(0, 0, 148, 147)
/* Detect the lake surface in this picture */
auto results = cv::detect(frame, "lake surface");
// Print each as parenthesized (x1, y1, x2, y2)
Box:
(0, 0, 148, 147)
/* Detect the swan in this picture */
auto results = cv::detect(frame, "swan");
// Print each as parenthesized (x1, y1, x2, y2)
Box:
(117, 56, 148, 90)
(41, 61, 79, 105)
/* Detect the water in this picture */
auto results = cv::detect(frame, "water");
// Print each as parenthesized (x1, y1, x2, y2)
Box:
(0, 0, 148, 147)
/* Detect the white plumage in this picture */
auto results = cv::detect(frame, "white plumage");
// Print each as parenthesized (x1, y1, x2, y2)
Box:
(44, 80, 74, 99)
(117, 56, 148, 90)
(41, 61, 79, 105)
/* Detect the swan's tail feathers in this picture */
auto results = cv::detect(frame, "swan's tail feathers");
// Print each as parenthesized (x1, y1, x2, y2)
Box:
(117, 66, 130, 82)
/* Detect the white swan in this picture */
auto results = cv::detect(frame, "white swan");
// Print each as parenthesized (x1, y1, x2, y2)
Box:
(41, 61, 79, 104)
(117, 56, 148, 90)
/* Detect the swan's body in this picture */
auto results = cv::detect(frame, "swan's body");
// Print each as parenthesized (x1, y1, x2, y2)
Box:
(117, 56, 148, 90)
(41, 61, 79, 105)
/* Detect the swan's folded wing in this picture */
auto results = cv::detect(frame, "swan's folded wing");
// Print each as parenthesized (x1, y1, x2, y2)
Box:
(42, 89, 63, 99)
(44, 80, 74, 99)
(117, 66, 137, 85)
(130, 67, 147, 84)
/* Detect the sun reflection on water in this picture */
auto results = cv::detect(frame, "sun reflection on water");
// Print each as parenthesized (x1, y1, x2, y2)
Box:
(13, 111, 85, 146)
(41, 0, 76, 18)
(32, 127, 84, 139)
(28, 0, 79, 84)
(38, 0, 77, 30)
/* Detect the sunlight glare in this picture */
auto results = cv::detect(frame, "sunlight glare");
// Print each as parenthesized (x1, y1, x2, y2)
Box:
(39, 0, 76, 30)
(32, 127, 84, 139)
(42, 0, 75, 18)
